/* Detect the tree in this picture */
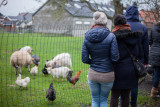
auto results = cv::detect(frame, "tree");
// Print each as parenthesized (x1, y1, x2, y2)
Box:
(36, 0, 160, 23)
(0, 0, 8, 7)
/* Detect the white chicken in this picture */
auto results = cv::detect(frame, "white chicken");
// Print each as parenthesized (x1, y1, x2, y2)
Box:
(16, 74, 30, 89)
(30, 66, 38, 76)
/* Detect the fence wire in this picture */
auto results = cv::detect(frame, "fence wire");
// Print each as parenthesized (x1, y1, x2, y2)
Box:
(0, 25, 92, 107)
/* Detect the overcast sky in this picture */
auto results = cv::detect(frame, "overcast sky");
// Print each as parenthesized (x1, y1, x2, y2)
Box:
(0, 0, 150, 16)
(0, 0, 47, 16)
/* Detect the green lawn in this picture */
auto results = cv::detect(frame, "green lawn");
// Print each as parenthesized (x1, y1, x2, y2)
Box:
(0, 32, 91, 107)
(0, 32, 159, 107)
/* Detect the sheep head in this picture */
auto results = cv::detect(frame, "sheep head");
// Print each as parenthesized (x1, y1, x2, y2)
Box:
(32, 55, 40, 66)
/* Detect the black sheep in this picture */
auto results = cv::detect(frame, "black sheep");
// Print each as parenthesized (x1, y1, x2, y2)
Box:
(46, 83, 56, 102)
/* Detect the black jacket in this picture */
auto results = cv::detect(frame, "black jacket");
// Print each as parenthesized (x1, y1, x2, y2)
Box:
(112, 30, 141, 89)
(149, 23, 160, 67)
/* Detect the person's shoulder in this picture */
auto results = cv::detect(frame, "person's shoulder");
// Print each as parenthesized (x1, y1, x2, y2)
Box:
(138, 22, 147, 29)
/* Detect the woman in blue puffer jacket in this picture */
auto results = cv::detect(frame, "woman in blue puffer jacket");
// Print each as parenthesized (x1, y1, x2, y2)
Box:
(81, 11, 119, 107)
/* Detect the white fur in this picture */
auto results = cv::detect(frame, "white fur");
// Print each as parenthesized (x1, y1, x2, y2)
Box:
(46, 53, 72, 69)
(20, 46, 33, 54)
(30, 66, 38, 74)
(47, 67, 71, 79)
(16, 74, 30, 87)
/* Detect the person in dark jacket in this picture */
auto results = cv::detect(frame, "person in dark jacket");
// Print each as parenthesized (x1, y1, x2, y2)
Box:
(81, 11, 119, 107)
(110, 14, 141, 107)
(149, 22, 160, 98)
(125, 5, 149, 107)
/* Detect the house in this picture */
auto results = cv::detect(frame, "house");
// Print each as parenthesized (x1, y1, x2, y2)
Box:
(139, 10, 160, 33)
(1, 12, 33, 32)
(0, 13, 5, 27)
(32, 0, 115, 37)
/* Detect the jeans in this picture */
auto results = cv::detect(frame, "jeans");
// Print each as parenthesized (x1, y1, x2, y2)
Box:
(110, 89, 131, 107)
(153, 67, 160, 88)
(130, 88, 138, 107)
(88, 80, 113, 107)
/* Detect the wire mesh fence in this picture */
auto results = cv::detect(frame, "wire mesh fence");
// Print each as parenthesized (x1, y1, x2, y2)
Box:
(0, 25, 92, 107)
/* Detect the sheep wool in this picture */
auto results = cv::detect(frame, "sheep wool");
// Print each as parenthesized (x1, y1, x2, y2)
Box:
(47, 67, 72, 82)
(20, 46, 33, 54)
(52, 53, 72, 69)
(10, 50, 33, 74)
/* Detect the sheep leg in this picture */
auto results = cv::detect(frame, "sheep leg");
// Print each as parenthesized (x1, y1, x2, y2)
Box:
(28, 65, 30, 72)
(26, 87, 28, 90)
(14, 67, 18, 75)
(19, 67, 22, 74)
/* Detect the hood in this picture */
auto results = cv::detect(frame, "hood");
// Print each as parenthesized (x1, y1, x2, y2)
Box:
(114, 30, 142, 46)
(125, 5, 139, 22)
(85, 27, 110, 43)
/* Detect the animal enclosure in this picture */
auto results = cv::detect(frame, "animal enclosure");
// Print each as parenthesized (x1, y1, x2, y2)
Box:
(0, 25, 92, 107)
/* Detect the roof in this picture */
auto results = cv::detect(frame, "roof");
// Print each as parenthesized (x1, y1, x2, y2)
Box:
(0, 13, 4, 17)
(139, 10, 160, 23)
(32, 0, 50, 16)
(2, 21, 17, 25)
(8, 13, 33, 22)
(33, 0, 114, 18)
(65, 1, 115, 18)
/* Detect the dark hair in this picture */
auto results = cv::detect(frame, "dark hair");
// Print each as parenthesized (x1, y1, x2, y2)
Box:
(114, 14, 126, 26)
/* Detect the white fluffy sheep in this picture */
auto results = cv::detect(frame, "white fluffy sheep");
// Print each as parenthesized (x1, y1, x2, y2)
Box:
(10, 50, 40, 75)
(20, 46, 33, 54)
(46, 67, 72, 82)
(45, 53, 72, 70)
(16, 74, 30, 89)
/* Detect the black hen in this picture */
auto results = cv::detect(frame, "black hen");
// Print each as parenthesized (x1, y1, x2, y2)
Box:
(42, 64, 48, 75)
(46, 83, 56, 101)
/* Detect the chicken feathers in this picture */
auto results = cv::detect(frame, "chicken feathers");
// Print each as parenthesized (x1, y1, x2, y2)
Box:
(46, 83, 56, 101)
(16, 74, 30, 89)
(67, 70, 82, 86)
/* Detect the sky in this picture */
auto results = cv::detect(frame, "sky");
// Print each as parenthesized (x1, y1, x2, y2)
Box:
(0, 0, 111, 16)
(0, 0, 151, 16)
(0, 0, 47, 16)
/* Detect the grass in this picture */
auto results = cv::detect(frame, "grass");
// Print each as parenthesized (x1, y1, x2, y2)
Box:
(0, 32, 159, 107)
(0, 32, 91, 107)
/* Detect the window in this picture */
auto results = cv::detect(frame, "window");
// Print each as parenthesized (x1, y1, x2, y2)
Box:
(75, 21, 82, 24)
(74, 4, 81, 8)
(109, 8, 115, 12)
(84, 21, 90, 25)
(102, 7, 109, 11)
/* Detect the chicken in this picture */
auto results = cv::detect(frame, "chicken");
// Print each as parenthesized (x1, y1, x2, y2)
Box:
(67, 70, 82, 88)
(46, 83, 56, 102)
(42, 64, 48, 75)
(30, 66, 38, 78)
(16, 74, 30, 90)
(30, 66, 38, 74)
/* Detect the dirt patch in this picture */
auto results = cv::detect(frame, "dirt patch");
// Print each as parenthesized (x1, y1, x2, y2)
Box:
(138, 74, 153, 93)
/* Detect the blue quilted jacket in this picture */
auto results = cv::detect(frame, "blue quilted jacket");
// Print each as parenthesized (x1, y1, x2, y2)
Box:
(81, 27, 119, 72)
